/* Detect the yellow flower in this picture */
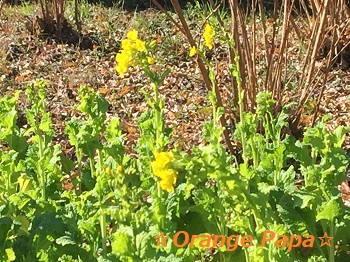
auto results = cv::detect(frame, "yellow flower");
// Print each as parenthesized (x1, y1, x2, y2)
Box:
(151, 152, 177, 192)
(203, 24, 215, 50)
(121, 39, 133, 51)
(134, 39, 146, 52)
(115, 65, 126, 78)
(117, 165, 123, 173)
(160, 178, 175, 192)
(189, 46, 197, 57)
(158, 169, 176, 182)
(115, 51, 132, 77)
(158, 169, 177, 192)
(115, 29, 150, 77)
(105, 166, 111, 175)
(127, 29, 138, 41)
(151, 152, 173, 174)
(147, 56, 156, 64)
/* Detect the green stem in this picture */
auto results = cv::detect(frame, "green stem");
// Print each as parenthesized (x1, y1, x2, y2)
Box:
(6, 161, 12, 194)
(235, 61, 247, 162)
(89, 147, 96, 177)
(157, 181, 161, 199)
(142, 64, 164, 151)
(97, 149, 107, 257)
(154, 84, 160, 147)
(76, 147, 83, 195)
(37, 132, 46, 200)
(100, 210, 107, 257)
(249, 137, 258, 168)
(329, 222, 334, 262)
(243, 248, 250, 262)
(153, 82, 164, 150)
(156, 181, 165, 230)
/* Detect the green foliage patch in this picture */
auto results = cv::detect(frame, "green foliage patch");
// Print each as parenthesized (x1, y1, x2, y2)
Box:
(0, 80, 349, 261)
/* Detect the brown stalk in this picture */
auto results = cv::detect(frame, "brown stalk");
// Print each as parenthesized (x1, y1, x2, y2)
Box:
(312, 1, 339, 126)
(296, 0, 330, 116)
(289, 16, 302, 41)
(228, 0, 244, 103)
(238, 5, 256, 110)
(257, 0, 274, 92)
(54, 0, 60, 35)
(251, 0, 257, 110)
(207, 0, 239, 109)
(152, 0, 234, 154)
(38, 0, 46, 22)
(291, 0, 350, 130)
(230, 0, 249, 110)
(267, 0, 279, 95)
(272, 0, 294, 105)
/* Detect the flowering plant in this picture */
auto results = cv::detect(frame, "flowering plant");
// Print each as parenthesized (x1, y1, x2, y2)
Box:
(115, 29, 155, 77)
(189, 23, 215, 57)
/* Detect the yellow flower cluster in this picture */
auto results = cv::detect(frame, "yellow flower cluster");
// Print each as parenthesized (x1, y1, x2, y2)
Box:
(151, 152, 177, 193)
(189, 46, 197, 57)
(203, 24, 215, 50)
(115, 29, 155, 77)
(188, 23, 215, 56)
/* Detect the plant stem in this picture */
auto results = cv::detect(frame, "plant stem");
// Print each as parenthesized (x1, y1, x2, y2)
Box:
(249, 137, 258, 169)
(97, 149, 107, 257)
(329, 222, 334, 262)
(100, 210, 107, 257)
(76, 147, 82, 195)
(153, 82, 162, 150)
(37, 132, 46, 200)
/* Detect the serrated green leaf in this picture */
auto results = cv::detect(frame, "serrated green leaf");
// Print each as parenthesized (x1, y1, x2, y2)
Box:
(111, 226, 135, 255)
(316, 198, 341, 221)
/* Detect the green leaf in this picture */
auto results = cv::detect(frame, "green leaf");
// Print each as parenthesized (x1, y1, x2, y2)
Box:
(39, 112, 52, 133)
(135, 231, 156, 259)
(330, 126, 349, 148)
(335, 213, 350, 244)
(106, 117, 123, 143)
(18, 174, 33, 191)
(60, 155, 75, 174)
(5, 248, 16, 261)
(0, 217, 13, 246)
(55, 236, 76, 246)
(316, 198, 341, 221)
(277, 195, 314, 236)
(111, 226, 135, 256)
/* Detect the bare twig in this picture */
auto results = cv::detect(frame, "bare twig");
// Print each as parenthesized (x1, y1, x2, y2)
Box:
(208, 0, 239, 109)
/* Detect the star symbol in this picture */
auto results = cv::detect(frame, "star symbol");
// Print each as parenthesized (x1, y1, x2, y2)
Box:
(318, 232, 333, 247)
(155, 232, 169, 247)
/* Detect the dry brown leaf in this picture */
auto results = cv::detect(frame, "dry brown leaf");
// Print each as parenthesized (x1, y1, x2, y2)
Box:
(98, 87, 109, 95)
